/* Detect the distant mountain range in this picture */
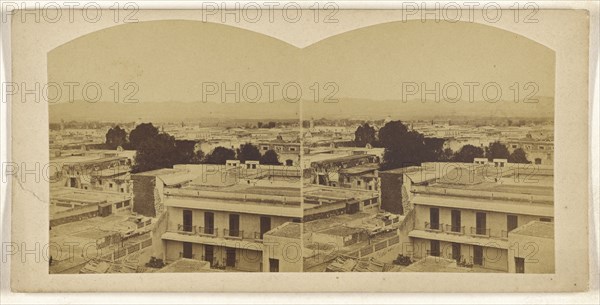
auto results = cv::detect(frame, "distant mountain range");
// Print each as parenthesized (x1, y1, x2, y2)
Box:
(49, 97, 553, 123)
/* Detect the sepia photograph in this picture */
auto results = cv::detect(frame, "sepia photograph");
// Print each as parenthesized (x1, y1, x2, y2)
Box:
(2, 2, 596, 297)
(46, 16, 555, 275)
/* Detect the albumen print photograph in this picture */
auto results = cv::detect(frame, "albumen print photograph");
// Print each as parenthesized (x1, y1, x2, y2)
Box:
(45, 16, 556, 275)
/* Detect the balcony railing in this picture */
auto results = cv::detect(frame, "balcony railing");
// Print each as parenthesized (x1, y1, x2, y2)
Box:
(178, 252, 196, 259)
(177, 224, 196, 234)
(425, 249, 441, 257)
(173, 225, 265, 242)
(445, 224, 465, 234)
(425, 221, 442, 231)
(470, 227, 491, 237)
(224, 229, 243, 239)
(500, 230, 509, 239)
(198, 226, 218, 237)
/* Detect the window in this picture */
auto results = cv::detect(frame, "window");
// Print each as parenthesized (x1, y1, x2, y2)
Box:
(120, 188, 125, 193)
(473, 245, 484, 266)
(205, 245, 214, 266)
(515, 257, 525, 273)
(260, 216, 271, 239)
(289, 147, 296, 152)
(452, 243, 461, 261)
(512, 144, 518, 148)
(226, 247, 236, 267)
(269, 258, 279, 272)
(356, 180, 362, 186)
(124, 200, 130, 207)
(182, 210, 193, 232)
(116, 202, 123, 209)
(451, 210, 461, 233)
(429, 240, 440, 257)
(203, 212, 214, 234)
(109, 183, 113, 188)
(182, 242, 193, 259)
(429, 208, 439, 230)
(229, 214, 240, 237)
(535, 158, 542, 164)
(262, 146, 269, 151)
(475, 212, 487, 235)
(539, 146, 544, 150)
(540, 217, 552, 222)
(507, 215, 518, 232)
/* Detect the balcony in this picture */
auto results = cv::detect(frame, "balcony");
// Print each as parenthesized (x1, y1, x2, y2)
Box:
(470, 227, 491, 237)
(198, 226, 218, 237)
(500, 230, 509, 239)
(444, 224, 465, 235)
(223, 229, 244, 240)
(424, 221, 442, 232)
(177, 224, 197, 234)
(172, 225, 265, 242)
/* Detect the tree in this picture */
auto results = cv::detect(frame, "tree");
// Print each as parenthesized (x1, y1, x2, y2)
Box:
(485, 141, 510, 161)
(423, 137, 445, 162)
(105, 125, 128, 149)
(133, 133, 178, 173)
(378, 121, 409, 148)
(204, 147, 236, 164)
(354, 123, 377, 147)
(508, 148, 530, 164)
(236, 143, 261, 163)
(190, 149, 205, 164)
(260, 150, 281, 165)
(128, 123, 159, 150)
(378, 121, 445, 170)
(173, 140, 197, 165)
(439, 148, 454, 162)
(453, 145, 484, 163)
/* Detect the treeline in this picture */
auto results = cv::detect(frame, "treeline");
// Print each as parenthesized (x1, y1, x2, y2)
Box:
(354, 121, 530, 171)
(105, 124, 281, 173)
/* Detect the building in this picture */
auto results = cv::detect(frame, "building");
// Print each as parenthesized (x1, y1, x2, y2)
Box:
(132, 162, 303, 272)
(405, 161, 554, 272)
(257, 136, 301, 166)
(338, 163, 380, 191)
(303, 185, 380, 221)
(379, 166, 427, 215)
(504, 139, 554, 165)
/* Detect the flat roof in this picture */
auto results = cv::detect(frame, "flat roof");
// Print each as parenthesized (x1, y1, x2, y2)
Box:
(320, 225, 365, 237)
(380, 166, 422, 175)
(157, 259, 214, 273)
(411, 194, 553, 217)
(311, 154, 375, 164)
(339, 163, 379, 175)
(133, 168, 184, 177)
(303, 185, 377, 202)
(400, 257, 475, 273)
(178, 184, 301, 197)
(511, 221, 554, 239)
(51, 187, 132, 204)
(265, 222, 301, 239)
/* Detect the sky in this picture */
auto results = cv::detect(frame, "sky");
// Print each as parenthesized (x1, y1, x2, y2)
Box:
(48, 19, 554, 122)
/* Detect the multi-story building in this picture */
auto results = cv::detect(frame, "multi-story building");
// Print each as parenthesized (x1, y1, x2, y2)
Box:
(160, 183, 302, 271)
(257, 136, 301, 166)
(133, 163, 303, 272)
(504, 139, 554, 165)
(406, 161, 554, 273)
